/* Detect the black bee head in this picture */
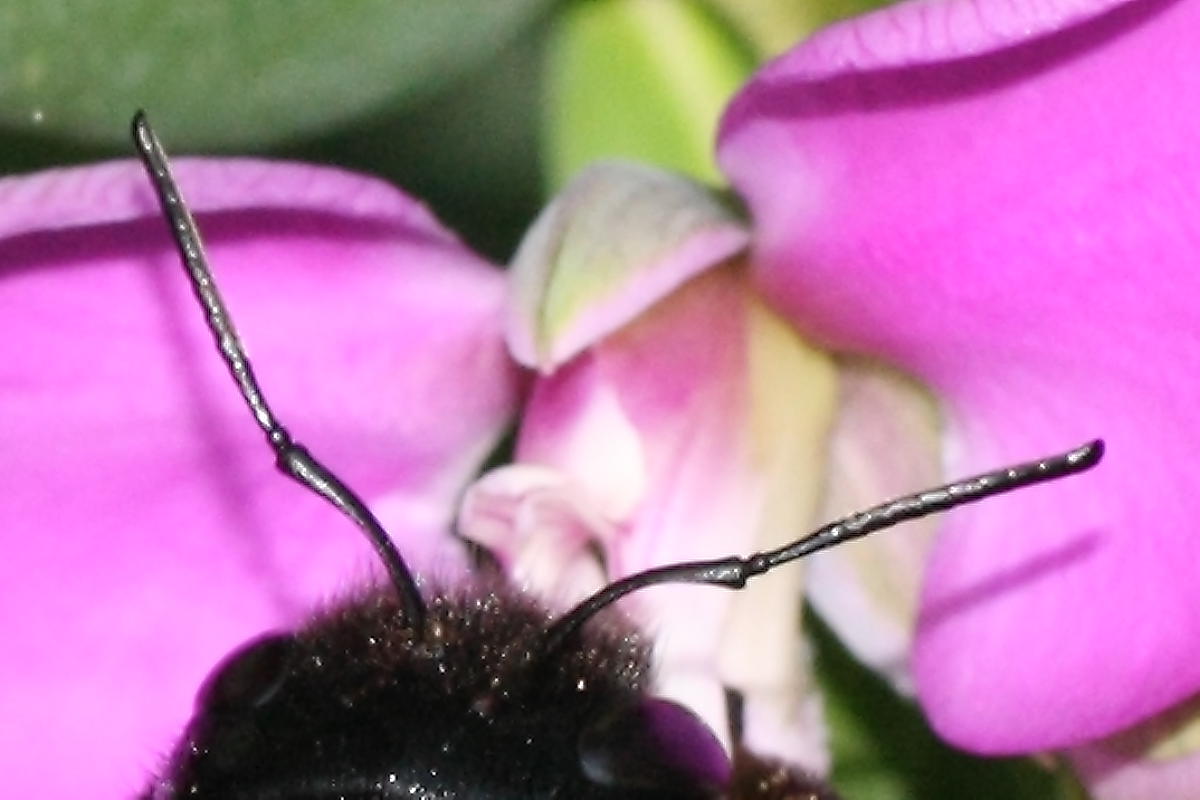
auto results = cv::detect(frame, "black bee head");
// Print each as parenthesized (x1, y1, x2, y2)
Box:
(147, 587, 732, 800)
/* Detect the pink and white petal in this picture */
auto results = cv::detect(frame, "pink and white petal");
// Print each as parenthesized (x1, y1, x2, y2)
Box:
(507, 351, 649, 523)
(719, 0, 1200, 750)
(805, 361, 943, 695)
(514, 273, 746, 738)
(511, 265, 838, 767)
(0, 161, 520, 797)
(506, 161, 749, 371)
(1071, 698, 1200, 800)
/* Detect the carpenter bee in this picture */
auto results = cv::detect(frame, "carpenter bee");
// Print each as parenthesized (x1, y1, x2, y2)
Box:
(131, 111, 1103, 800)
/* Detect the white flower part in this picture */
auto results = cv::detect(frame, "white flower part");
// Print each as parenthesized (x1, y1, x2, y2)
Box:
(713, 297, 837, 774)
(459, 464, 612, 607)
(742, 687, 830, 776)
(805, 360, 942, 694)
(459, 365, 647, 606)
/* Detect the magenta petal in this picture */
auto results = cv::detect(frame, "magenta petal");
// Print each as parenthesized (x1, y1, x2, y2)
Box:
(0, 160, 520, 796)
(719, 0, 1200, 750)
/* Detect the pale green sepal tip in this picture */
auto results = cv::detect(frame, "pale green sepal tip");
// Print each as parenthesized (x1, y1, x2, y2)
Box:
(507, 161, 749, 371)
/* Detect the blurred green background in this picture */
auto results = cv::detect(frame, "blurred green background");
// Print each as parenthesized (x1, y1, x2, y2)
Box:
(0, 1, 1092, 796)
(0, 0, 871, 261)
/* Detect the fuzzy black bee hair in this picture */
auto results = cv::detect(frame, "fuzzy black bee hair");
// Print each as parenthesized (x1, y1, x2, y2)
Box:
(131, 111, 1103, 800)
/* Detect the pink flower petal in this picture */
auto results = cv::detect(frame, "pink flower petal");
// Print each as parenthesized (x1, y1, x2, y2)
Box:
(496, 270, 768, 751)
(719, 0, 1199, 750)
(469, 262, 838, 770)
(0, 160, 520, 796)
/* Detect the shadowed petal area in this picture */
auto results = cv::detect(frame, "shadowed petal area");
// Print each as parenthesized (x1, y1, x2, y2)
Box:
(1078, 752, 1200, 800)
(1071, 699, 1200, 799)
(719, 0, 1200, 750)
(0, 160, 520, 797)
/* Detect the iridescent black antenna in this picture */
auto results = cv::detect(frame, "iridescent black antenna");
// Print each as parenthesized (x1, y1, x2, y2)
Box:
(131, 111, 426, 634)
(542, 439, 1104, 656)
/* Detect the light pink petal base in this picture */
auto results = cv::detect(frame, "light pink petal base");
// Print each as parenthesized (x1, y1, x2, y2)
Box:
(0, 160, 520, 796)
(720, 0, 1200, 750)
(459, 464, 614, 605)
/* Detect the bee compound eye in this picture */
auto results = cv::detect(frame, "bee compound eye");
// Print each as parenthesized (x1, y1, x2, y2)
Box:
(578, 697, 731, 797)
(195, 632, 298, 714)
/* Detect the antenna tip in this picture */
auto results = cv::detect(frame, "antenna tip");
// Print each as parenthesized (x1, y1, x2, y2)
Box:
(131, 110, 154, 153)
(1070, 439, 1105, 470)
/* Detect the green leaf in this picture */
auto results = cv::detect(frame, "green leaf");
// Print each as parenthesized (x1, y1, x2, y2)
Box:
(811, 612, 1092, 800)
(543, 0, 752, 188)
(0, 0, 551, 148)
(284, 26, 549, 263)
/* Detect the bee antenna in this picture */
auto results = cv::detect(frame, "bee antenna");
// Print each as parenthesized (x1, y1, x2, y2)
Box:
(131, 110, 427, 635)
(540, 439, 1104, 657)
